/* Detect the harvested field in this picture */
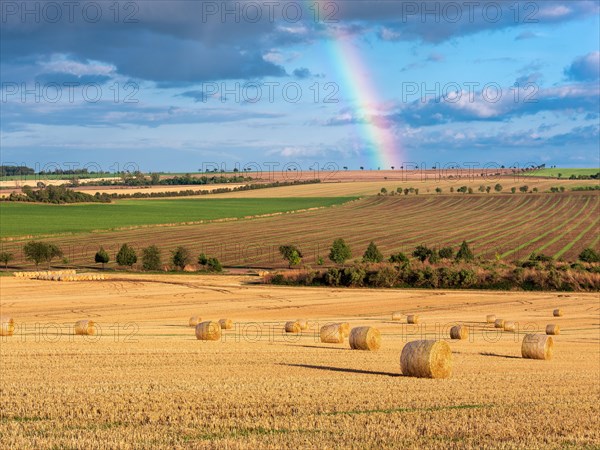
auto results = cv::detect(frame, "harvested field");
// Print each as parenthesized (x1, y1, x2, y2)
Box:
(0, 274, 598, 448)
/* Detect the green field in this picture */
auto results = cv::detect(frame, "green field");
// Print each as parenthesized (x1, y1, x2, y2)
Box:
(523, 168, 599, 178)
(0, 197, 355, 237)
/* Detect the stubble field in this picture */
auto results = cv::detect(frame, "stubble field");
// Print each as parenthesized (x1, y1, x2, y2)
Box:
(0, 274, 599, 449)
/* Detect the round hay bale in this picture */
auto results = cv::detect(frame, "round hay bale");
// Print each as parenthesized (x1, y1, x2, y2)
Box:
(503, 321, 516, 332)
(74, 320, 95, 336)
(449, 325, 468, 340)
(391, 311, 403, 321)
(407, 314, 420, 324)
(219, 318, 233, 330)
(349, 326, 381, 351)
(319, 323, 344, 344)
(486, 314, 496, 323)
(0, 317, 15, 337)
(195, 321, 221, 341)
(553, 309, 563, 317)
(296, 319, 309, 331)
(188, 316, 201, 327)
(285, 321, 301, 333)
(494, 318, 505, 329)
(521, 334, 553, 360)
(338, 322, 350, 338)
(400, 340, 452, 379)
(546, 324, 560, 335)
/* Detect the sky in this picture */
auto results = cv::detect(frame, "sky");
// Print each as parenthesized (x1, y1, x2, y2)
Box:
(1, 0, 599, 173)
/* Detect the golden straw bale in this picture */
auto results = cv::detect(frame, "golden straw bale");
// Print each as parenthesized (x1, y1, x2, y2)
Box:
(407, 314, 420, 324)
(285, 321, 302, 333)
(449, 325, 468, 340)
(349, 326, 381, 351)
(74, 320, 95, 336)
(391, 311, 403, 321)
(553, 309, 563, 317)
(400, 340, 452, 379)
(494, 318, 505, 328)
(337, 322, 350, 337)
(319, 323, 344, 344)
(503, 321, 516, 332)
(195, 321, 222, 341)
(486, 314, 496, 323)
(546, 324, 560, 335)
(296, 319, 309, 330)
(188, 316, 202, 327)
(219, 318, 233, 330)
(522, 334, 553, 360)
(0, 317, 15, 337)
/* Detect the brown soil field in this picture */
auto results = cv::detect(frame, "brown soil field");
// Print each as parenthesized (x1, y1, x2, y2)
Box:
(0, 273, 598, 448)
(3, 192, 598, 268)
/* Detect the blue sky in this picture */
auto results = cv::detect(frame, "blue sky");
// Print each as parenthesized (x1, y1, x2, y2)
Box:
(1, 0, 599, 172)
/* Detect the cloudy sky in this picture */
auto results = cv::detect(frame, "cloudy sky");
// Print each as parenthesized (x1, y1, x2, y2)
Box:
(1, 0, 599, 172)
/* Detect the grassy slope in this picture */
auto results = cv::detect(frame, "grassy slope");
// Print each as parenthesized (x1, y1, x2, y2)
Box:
(523, 168, 599, 178)
(0, 197, 355, 237)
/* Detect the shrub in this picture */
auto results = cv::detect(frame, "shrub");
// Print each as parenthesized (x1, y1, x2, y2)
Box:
(428, 251, 440, 264)
(438, 247, 454, 259)
(369, 266, 398, 288)
(494, 183, 502, 192)
(116, 244, 137, 268)
(389, 252, 409, 265)
(412, 245, 433, 262)
(342, 266, 367, 287)
(316, 256, 324, 265)
(325, 267, 342, 286)
(362, 241, 384, 263)
(94, 247, 110, 269)
(579, 247, 600, 263)
(171, 246, 191, 270)
(198, 253, 208, 265)
(329, 238, 352, 265)
(206, 257, 222, 272)
(142, 245, 162, 271)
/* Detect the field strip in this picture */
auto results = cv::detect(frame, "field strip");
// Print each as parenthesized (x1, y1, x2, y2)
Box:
(551, 213, 600, 259)
(320, 403, 493, 416)
(499, 197, 585, 258)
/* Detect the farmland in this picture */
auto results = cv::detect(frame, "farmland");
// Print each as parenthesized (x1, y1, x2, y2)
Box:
(2, 192, 598, 267)
(0, 197, 354, 237)
(0, 273, 598, 448)
(522, 168, 599, 178)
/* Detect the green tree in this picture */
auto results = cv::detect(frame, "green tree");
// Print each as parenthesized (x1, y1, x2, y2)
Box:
(207, 257, 223, 272)
(0, 251, 14, 268)
(362, 241, 383, 263)
(510, 187, 517, 194)
(198, 253, 208, 266)
(380, 187, 388, 194)
(412, 245, 433, 262)
(579, 248, 600, 263)
(94, 247, 110, 269)
(142, 245, 162, 271)
(116, 243, 137, 268)
(485, 186, 491, 193)
(329, 238, 352, 265)
(150, 173, 161, 185)
(494, 183, 502, 192)
(435, 187, 442, 194)
(171, 246, 191, 270)
(23, 241, 62, 267)
(279, 245, 303, 268)
(455, 241, 474, 262)
(519, 185, 529, 193)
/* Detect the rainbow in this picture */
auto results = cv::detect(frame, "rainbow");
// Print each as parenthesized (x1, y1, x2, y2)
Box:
(312, 2, 402, 169)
